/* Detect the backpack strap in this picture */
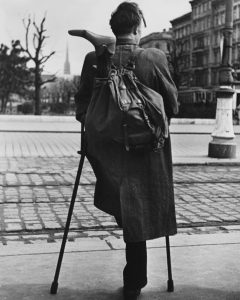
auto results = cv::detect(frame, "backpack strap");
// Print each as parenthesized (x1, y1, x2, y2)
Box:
(126, 48, 144, 70)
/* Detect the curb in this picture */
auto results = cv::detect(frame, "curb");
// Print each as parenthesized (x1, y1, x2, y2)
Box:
(0, 116, 214, 123)
(173, 161, 240, 166)
(0, 115, 76, 122)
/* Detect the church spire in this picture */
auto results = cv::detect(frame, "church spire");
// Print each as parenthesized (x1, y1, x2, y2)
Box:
(64, 43, 71, 75)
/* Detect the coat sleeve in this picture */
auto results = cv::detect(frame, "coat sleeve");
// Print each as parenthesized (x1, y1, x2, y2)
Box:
(135, 48, 179, 119)
(152, 50, 179, 118)
(75, 51, 96, 123)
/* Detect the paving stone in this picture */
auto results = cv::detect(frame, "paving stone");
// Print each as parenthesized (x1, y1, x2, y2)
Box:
(54, 232, 77, 238)
(177, 228, 196, 234)
(5, 223, 23, 231)
(5, 241, 25, 246)
(221, 225, 240, 230)
(204, 217, 223, 222)
(177, 219, 191, 225)
(25, 224, 43, 230)
(21, 234, 49, 239)
(221, 216, 239, 222)
(4, 219, 21, 223)
(69, 224, 80, 229)
(112, 230, 123, 236)
(1, 235, 21, 240)
(26, 239, 48, 244)
(85, 230, 111, 237)
(43, 222, 60, 229)
(1, 157, 240, 236)
(100, 221, 117, 227)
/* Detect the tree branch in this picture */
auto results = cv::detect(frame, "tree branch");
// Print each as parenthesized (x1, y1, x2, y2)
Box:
(33, 33, 38, 50)
(22, 17, 34, 60)
(40, 75, 56, 86)
(40, 51, 55, 64)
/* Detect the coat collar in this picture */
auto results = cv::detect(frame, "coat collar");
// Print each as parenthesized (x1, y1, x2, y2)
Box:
(116, 37, 138, 46)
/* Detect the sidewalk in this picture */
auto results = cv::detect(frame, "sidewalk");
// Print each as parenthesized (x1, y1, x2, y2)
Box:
(1, 115, 240, 134)
(0, 232, 239, 299)
(1, 116, 240, 164)
(1, 131, 240, 164)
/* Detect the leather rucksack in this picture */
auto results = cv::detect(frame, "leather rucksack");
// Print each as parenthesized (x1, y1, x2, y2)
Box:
(85, 49, 169, 152)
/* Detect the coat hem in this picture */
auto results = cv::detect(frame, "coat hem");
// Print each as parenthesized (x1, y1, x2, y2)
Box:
(123, 229, 178, 243)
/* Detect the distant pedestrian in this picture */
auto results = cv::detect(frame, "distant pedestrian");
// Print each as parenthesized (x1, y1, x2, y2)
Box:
(75, 2, 178, 299)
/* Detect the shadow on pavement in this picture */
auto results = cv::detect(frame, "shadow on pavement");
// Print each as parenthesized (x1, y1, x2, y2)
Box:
(0, 284, 124, 300)
(143, 286, 240, 300)
(0, 284, 239, 300)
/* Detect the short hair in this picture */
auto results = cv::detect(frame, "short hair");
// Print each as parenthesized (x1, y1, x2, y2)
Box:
(109, 2, 146, 36)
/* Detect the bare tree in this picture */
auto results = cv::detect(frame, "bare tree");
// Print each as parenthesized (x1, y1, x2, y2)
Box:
(21, 15, 56, 115)
(167, 39, 190, 90)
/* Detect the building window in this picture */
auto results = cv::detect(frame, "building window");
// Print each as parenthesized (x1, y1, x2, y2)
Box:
(214, 14, 218, 27)
(193, 21, 196, 33)
(208, 1, 211, 10)
(238, 24, 240, 41)
(221, 12, 225, 25)
(207, 16, 211, 29)
(233, 25, 237, 42)
(193, 7, 196, 18)
(214, 32, 220, 46)
(204, 36, 210, 46)
(212, 70, 219, 85)
(234, 6, 237, 20)
(203, 54, 208, 66)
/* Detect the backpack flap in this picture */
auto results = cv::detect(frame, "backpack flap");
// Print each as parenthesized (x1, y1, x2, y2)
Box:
(108, 70, 154, 149)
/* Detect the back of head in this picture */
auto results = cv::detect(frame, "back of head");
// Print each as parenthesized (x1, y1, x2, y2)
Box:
(109, 2, 146, 36)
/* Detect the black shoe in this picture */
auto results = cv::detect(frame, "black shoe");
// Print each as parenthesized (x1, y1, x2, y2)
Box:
(68, 29, 115, 55)
(123, 287, 141, 300)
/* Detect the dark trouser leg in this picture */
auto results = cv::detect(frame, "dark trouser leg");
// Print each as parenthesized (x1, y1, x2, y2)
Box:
(123, 241, 147, 290)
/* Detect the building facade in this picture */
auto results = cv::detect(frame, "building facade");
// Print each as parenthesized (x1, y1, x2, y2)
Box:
(140, 29, 178, 85)
(171, 0, 240, 94)
(139, 29, 172, 54)
(170, 13, 192, 89)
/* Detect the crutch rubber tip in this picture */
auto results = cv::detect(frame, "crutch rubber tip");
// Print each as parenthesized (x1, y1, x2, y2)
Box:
(50, 281, 58, 294)
(167, 279, 174, 292)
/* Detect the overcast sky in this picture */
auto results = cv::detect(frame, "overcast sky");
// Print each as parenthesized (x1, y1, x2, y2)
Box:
(0, 0, 191, 75)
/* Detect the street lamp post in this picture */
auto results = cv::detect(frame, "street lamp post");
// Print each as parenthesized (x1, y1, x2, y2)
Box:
(208, 0, 237, 158)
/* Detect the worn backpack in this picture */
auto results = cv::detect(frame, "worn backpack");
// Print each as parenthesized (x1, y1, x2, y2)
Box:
(85, 49, 169, 152)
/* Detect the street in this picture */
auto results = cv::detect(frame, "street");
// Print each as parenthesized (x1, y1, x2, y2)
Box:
(0, 129, 240, 245)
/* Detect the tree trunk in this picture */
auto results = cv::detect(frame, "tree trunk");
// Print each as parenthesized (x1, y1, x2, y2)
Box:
(0, 98, 3, 113)
(35, 85, 41, 115)
(1, 95, 9, 113)
(34, 68, 41, 115)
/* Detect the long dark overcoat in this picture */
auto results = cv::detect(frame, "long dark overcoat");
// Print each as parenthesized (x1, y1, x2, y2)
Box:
(75, 38, 179, 242)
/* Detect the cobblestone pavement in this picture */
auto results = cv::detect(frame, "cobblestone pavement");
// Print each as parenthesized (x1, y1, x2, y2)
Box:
(1, 155, 240, 245)
(1, 130, 240, 246)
